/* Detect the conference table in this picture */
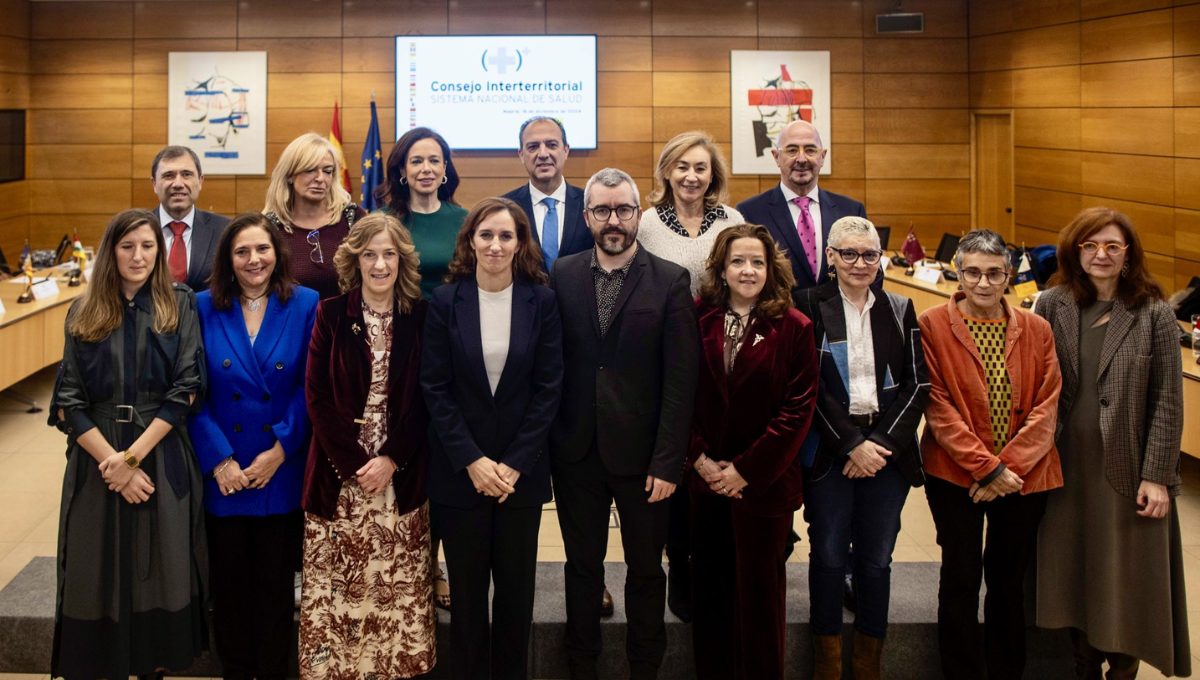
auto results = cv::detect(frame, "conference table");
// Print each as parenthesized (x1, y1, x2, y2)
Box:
(880, 259, 1200, 460)
(0, 271, 84, 398)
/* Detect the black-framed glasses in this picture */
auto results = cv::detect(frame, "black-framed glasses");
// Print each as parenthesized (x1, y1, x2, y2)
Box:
(832, 248, 882, 265)
(778, 144, 823, 160)
(960, 268, 1009, 285)
(306, 229, 323, 264)
(1079, 241, 1129, 256)
(586, 205, 638, 221)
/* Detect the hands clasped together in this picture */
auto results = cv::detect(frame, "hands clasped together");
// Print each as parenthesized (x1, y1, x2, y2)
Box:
(99, 451, 155, 504)
(467, 457, 521, 503)
(213, 441, 289, 497)
(695, 454, 746, 499)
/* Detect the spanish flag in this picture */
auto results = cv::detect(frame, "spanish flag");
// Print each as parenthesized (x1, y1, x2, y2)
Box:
(330, 102, 353, 195)
(72, 232, 86, 270)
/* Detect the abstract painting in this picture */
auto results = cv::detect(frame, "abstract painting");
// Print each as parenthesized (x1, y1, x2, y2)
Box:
(729, 51, 831, 176)
(168, 52, 267, 175)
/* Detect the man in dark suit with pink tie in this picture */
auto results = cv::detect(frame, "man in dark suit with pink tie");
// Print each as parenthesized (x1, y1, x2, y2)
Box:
(736, 120, 868, 297)
(151, 145, 231, 292)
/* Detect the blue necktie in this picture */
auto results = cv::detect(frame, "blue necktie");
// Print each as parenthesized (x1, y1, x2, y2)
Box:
(541, 197, 559, 268)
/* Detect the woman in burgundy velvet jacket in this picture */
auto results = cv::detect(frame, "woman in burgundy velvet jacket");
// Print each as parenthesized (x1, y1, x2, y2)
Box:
(687, 223, 819, 680)
(299, 212, 436, 678)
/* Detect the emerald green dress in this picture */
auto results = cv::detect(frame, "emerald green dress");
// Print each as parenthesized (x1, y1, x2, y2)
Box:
(403, 202, 468, 299)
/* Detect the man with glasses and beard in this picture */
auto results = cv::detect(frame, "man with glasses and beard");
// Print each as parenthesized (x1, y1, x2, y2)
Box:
(549, 167, 700, 680)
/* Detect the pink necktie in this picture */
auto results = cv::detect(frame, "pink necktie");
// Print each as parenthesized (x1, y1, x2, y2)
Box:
(792, 196, 818, 275)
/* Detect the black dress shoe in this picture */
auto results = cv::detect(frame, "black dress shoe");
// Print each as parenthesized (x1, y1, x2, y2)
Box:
(601, 586, 614, 618)
(843, 574, 858, 613)
(667, 560, 693, 622)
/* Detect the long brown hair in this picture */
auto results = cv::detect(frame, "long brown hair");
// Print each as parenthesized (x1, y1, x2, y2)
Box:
(698, 223, 795, 319)
(332, 212, 423, 313)
(68, 209, 180, 342)
(1048, 206, 1164, 309)
(446, 197, 549, 286)
(208, 211, 297, 312)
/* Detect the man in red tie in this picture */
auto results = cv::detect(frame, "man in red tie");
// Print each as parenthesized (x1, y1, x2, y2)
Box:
(736, 120, 869, 299)
(151, 146, 231, 292)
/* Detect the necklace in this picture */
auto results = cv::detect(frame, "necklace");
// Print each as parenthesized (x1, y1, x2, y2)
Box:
(242, 293, 267, 312)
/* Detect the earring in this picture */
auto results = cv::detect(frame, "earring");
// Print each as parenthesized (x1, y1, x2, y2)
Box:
(1121, 262, 1129, 277)
(441, 175, 448, 185)
(399, 177, 407, 185)
(828, 265, 837, 280)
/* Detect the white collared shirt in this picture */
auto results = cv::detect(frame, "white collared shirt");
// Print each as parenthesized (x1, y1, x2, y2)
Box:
(841, 286, 879, 415)
(779, 182, 823, 268)
(159, 205, 196, 274)
(528, 180, 567, 246)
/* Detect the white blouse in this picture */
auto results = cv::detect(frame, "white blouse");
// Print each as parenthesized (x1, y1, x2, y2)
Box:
(479, 283, 514, 395)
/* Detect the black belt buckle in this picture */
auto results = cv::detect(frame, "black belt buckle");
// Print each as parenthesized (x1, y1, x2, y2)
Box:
(115, 405, 135, 423)
(850, 412, 878, 428)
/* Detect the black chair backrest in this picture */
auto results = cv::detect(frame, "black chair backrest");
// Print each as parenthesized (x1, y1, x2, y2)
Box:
(876, 226, 891, 250)
(934, 233, 960, 264)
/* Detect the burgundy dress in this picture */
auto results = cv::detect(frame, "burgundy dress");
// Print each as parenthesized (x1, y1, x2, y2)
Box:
(268, 205, 366, 300)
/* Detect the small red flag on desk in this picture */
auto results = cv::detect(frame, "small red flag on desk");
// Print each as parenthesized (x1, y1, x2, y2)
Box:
(901, 227, 925, 264)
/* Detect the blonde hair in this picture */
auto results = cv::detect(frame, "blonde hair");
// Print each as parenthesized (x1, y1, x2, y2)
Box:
(68, 209, 180, 342)
(332, 212, 423, 313)
(647, 130, 729, 209)
(263, 132, 352, 232)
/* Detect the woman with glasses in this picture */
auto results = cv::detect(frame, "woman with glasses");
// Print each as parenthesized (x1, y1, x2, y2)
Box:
(1034, 207, 1190, 679)
(635, 130, 743, 621)
(687, 223, 818, 680)
(793, 217, 929, 680)
(918, 228, 1063, 680)
(264, 132, 367, 300)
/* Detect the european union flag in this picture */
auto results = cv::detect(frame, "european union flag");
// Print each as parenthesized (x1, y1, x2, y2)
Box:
(360, 101, 384, 211)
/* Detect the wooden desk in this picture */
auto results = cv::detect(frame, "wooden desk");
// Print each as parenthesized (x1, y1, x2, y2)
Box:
(0, 275, 84, 392)
(880, 259, 1200, 460)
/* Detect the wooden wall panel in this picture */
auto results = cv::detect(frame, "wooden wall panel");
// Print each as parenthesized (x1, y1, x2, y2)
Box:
(0, 0, 29, 39)
(9, 0, 983, 265)
(983, 4, 1200, 286)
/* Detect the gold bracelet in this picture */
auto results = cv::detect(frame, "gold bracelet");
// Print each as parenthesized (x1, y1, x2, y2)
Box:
(122, 449, 139, 470)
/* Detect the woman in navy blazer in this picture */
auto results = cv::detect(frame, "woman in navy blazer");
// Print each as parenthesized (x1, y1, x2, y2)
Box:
(190, 211, 319, 680)
(421, 197, 563, 680)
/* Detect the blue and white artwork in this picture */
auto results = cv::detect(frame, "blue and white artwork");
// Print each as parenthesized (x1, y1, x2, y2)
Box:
(168, 52, 268, 175)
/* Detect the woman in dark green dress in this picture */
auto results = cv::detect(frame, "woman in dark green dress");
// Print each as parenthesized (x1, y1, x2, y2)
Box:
(376, 126, 468, 610)
(1036, 207, 1190, 679)
(50, 209, 208, 680)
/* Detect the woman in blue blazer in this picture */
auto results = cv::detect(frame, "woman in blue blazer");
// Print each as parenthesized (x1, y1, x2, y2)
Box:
(190, 211, 319, 680)
(421, 197, 563, 680)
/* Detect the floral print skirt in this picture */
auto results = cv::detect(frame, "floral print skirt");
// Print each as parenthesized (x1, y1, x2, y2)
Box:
(300, 482, 436, 680)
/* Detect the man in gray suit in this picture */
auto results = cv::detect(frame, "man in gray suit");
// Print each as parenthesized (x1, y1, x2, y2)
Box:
(151, 145, 230, 292)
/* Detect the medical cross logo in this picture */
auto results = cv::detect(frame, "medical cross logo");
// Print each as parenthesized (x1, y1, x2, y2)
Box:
(481, 47, 527, 74)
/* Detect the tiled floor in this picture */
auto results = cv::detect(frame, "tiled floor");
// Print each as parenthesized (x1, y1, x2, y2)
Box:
(2, 365, 1199, 677)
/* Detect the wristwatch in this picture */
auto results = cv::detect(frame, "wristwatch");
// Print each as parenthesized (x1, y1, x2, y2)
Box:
(122, 449, 139, 470)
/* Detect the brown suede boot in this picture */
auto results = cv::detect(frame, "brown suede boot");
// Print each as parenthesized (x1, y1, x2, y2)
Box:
(813, 633, 842, 680)
(852, 631, 884, 680)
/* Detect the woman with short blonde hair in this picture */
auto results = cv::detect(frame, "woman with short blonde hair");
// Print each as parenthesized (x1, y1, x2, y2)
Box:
(264, 132, 366, 300)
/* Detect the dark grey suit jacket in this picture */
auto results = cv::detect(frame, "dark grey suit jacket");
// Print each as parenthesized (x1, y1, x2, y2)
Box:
(502, 182, 593, 270)
(549, 245, 699, 483)
(736, 185, 867, 292)
(157, 207, 231, 292)
(1036, 285, 1184, 496)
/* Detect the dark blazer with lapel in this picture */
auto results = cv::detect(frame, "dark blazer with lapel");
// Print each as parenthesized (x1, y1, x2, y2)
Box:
(191, 286, 319, 516)
(156, 207, 231, 292)
(302, 289, 430, 520)
(549, 245, 700, 483)
(794, 282, 930, 486)
(421, 278, 563, 509)
(502, 182, 593, 269)
(687, 302, 819, 516)
(1035, 285, 1184, 496)
(736, 186, 867, 294)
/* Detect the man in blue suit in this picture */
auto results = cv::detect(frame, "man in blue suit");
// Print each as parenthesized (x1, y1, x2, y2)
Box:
(503, 117, 593, 273)
(736, 120, 868, 297)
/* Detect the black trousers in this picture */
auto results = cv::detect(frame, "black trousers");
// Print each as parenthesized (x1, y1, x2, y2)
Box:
(553, 447, 671, 680)
(206, 511, 303, 680)
(436, 500, 543, 680)
(925, 476, 1048, 680)
(666, 482, 689, 566)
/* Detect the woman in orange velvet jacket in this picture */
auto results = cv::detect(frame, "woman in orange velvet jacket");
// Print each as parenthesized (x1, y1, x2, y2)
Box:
(686, 223, 819, 680)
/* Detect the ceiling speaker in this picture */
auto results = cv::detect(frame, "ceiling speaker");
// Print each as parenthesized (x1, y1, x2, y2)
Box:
(876, 12, 924, 34)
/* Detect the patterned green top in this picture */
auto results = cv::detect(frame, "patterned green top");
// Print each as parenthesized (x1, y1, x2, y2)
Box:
(963, 315, 1011, 455)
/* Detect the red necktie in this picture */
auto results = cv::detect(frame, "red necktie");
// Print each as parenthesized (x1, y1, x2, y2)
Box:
(792, 196, 818, 275)
(168, 221, 188, 283)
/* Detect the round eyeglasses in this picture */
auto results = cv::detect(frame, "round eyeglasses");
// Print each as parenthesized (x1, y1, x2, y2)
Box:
(307, 229, 324, 264)
(959, 268, 1009, 285)
(1079, 241, 1129, 256)
(832, 248, 882, 265)
(777, 145, 823, 160)
(586, 205, 638, 222)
